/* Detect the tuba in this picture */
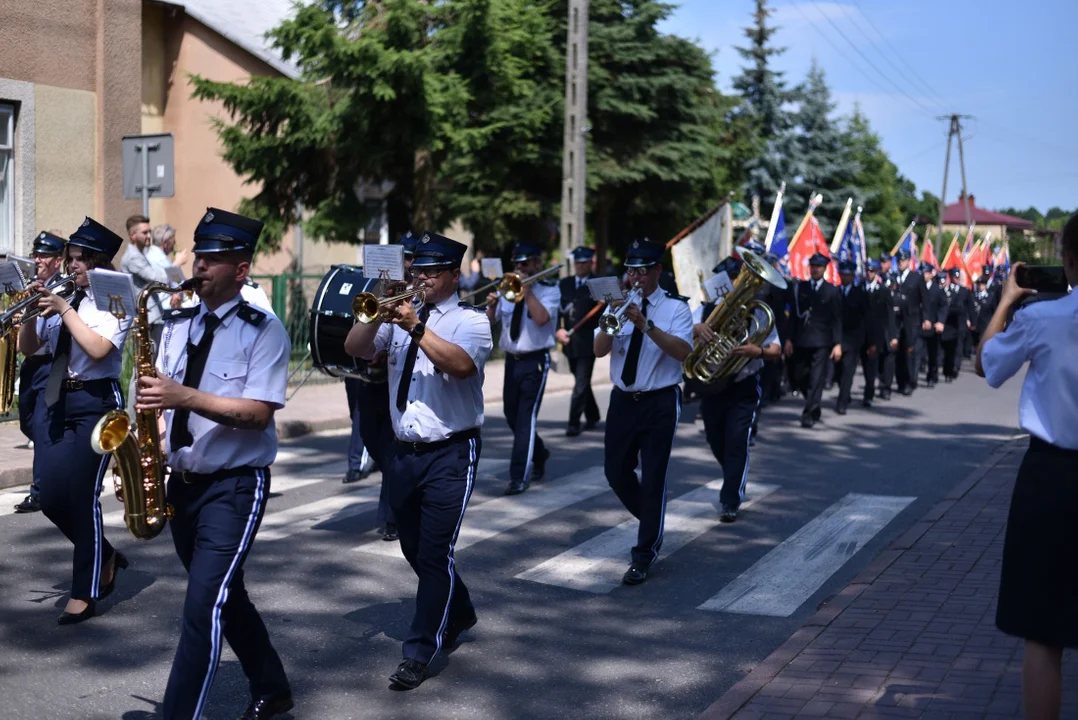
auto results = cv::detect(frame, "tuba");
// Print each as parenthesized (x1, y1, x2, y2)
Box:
(91, 279, 198, 540)
(682, 247, 787, 383)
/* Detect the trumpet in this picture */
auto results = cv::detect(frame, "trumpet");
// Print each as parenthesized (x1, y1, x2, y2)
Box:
(0, 273, 77, 333)
(598, 283, 644, 336)
(352, 284, 427, 324)
(460, 264, 563, 304)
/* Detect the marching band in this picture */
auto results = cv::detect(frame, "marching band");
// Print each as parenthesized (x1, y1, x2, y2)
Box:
(0, 210, 1008, 719)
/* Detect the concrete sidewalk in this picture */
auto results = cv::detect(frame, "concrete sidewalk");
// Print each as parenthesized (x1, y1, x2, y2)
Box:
(699, 437, 1078, 719)
(0, 353, 611, 490)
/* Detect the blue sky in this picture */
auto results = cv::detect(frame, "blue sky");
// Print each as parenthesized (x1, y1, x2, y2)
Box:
(657, 0, 1078, 215)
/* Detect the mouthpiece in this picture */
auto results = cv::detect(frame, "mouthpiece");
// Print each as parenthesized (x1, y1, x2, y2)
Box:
(180, 278, 203, 291)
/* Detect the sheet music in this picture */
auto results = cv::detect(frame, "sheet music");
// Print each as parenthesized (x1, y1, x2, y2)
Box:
(363, 245, 405, 281)
(164, 265, 186, 285)
(586, 276, 625, 303)
(480, 258, 504, 280)
(89, 269, 137, 318)
(0, 262, 27, 294)
(8, 255, 35, 284)
(703, 271, 734, 303)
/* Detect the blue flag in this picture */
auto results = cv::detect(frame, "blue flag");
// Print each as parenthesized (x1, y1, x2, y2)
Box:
(769, 208, 788, 258)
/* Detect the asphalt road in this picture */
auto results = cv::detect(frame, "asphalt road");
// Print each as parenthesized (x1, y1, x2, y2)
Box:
(0, 362, 1023, 720)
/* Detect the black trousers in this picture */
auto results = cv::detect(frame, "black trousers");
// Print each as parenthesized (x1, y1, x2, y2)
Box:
(604, 386, 681, 568)
(386, 432, 481, 665)
(793, 346, 829, 418)
(963, 328, 974, 357)
(163, 467, 289, 720)
(19, 353, 51, 499)
(503, 351, 549, 483)
(699, 376, 760, 510)
(33, 379, 122, 601)
(921, 333, 941, 382)
(895, 332, 918, 391)
(941, 337, 960, 379)
(566, 354, 600, 428)
(860, 346, 880, 401)
(876, 348, 895, 395)
(836, 346, 860, 409)
(347, 378, 396, 525)
(760, 360, 783, 402)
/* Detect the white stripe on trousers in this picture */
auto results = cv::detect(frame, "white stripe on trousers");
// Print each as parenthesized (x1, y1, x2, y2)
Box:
(738, 377, 762, 503)
(433, 438, 478, 658)
(646, 387, 681, 564)
(192, 469, 267, 720)
(522, 353, 550, 483)
(90, 381, 124, 599)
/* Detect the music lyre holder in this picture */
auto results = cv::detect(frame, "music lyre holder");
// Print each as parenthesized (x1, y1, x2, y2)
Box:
(108, 295, 128, 320)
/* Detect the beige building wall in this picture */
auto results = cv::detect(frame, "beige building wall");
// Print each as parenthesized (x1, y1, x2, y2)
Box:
(34, 85, 97, 235)
(145, 11, 359, 279)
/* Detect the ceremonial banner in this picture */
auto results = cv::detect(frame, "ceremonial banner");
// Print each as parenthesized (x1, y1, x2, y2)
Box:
(670, 200, 733, 311)
(941, 236, 973, 290)
(789, 216, 829, 281)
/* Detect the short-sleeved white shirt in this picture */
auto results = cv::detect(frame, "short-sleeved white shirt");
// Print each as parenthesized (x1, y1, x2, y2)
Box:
(601, 289, 694, 392)
(39, 286, 132, 379)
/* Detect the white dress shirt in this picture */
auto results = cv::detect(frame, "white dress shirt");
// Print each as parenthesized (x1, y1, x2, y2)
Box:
(375, 294, 493, 442)
(39, 286, 132, 380)
(157, 295, 291, 472)
(981, 292, 1078, 450)
(690, 305, 779, 383)
(495, 282, 560, 354)
(602, 288, 693, 392)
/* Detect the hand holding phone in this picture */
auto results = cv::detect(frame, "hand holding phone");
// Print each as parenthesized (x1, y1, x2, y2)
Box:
(1015, 264, 1069, 293)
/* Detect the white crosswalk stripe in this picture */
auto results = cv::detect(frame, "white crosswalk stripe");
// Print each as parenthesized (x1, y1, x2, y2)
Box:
(698, 492, 914, 617)
(354, 466, 608, 559)
(516, 481, 780, 594)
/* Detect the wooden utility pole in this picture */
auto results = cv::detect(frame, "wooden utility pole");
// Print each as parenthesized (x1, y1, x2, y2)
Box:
(559, 0, 589, 276)
(936, 114, 973, 242)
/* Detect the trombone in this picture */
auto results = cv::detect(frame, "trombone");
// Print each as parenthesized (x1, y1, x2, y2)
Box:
(598, 281, 644, 336)
(459, 264, 562, 304)
(352, 284, 427, 324)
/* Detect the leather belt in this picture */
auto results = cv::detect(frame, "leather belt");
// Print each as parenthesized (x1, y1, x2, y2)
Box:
(506, 349, 548, 361)
(398, 428, 480, 454)
(615, 385, 678, 401)
(62, 378, 115, 392)
(172, 465, 264, 484)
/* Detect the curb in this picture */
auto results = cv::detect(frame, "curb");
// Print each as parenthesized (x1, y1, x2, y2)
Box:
(695, 436, 1027, 720)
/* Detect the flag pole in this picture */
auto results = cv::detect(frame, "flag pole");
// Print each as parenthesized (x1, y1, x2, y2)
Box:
(829, 198, 853, 254)
(890, 221, 917, 257)
(762, 182, 786, 251)
(786, 193, 823, 254)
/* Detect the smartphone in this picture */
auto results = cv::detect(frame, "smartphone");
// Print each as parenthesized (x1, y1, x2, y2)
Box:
(1015, 265, 1070, 293)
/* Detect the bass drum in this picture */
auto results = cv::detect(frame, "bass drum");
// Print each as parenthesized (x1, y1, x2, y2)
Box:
(309, 265, 387, 384)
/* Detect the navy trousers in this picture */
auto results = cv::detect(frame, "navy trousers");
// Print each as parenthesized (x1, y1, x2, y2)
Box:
(344, 378, 369, 473)
(604, 386, 681, 569)
(699, 376, 760, 511)
(33, 379, 122, 600)
(876, 348, 894, 395)
(162, 468, 289, 720)
(350, 378, 396, 525)
(566, 355, 601, 429)
(794, 347, 828, 419)
(19, 353, 52, 499)
(503, 351, 549, 483)
(896, 332, 918, 392)
(386, 432, 481, 665)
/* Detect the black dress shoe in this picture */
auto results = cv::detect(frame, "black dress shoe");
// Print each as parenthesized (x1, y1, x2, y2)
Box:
(531, 449, 551, 483)
(835, 405, 847, 415)
(58, 600, 96, 625)
(622, 564, 649, 585)
(239, 690, 294, 719)
(342, 469, 363, 484)
(99, 551, 130, 600)
(443, 613, 477, 649)
(800, 415, 814, 429)
(878, 390, 891, 400)
(13, 494, 40, 513)
(926, 380, 936, 388)
(565, 425, 582, 437)
(862, 399, 873, 408)
(381, 523, 399, 542)
(504, 479, 528, 496)
(720, 505, 738, 523)
(584, 419, 600, 431)
(900, 388, 914, 396)
(390, 659, 428, 690)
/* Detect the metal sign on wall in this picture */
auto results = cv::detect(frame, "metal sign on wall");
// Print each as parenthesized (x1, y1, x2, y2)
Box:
(121, 133, 175, 212)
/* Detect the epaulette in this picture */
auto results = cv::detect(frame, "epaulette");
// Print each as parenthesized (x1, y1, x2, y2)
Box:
(162, 306, 199, 322)
(237, 302, 267, 327)
(538, 278, 558, 287)
(458, 302, 485, 311)
(665, 291, 689, 302)
(245, 278, 260, 289)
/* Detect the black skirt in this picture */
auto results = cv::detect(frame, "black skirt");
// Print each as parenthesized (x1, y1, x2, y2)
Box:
(996, 436, 1078, 647)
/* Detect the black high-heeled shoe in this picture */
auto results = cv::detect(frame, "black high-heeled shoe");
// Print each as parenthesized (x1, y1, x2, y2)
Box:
(58, 600, 96, 625)
(98, 551, 129, 601)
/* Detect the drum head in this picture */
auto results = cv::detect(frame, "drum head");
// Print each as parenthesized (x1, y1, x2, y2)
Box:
(310, 265, 386, 382)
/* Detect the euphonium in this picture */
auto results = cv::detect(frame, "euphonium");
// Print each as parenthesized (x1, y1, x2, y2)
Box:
(682, 247, 787, 383)
(91, 279, 199, 540)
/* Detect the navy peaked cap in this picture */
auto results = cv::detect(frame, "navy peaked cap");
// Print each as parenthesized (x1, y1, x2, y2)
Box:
(808, 253, 830, 267)
(624, 239, 665, 268)
(69, 217, 123, 260)
(867, 259, 881, 271)
(412, 231, 467, 267)
(511, 243, 542, 263)
(838, 260, 857, 274)
(399, 231, 419, 256)
(921, 262, 935, 272)
(895, 249, 912, 261)
(878, 252, 893, 263)
(193, 207, 263, 254)
(33, 231, 66, 256)
(570, 246, 595, 262)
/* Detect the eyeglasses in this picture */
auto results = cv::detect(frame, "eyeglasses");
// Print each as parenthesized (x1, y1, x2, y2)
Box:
(625, 266, 654, 276)
(414, 266, 452, 278)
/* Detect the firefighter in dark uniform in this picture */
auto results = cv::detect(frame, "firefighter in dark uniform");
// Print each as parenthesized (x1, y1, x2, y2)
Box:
(137, 208, 293, 719)
(594, 240, 693, 585)
(861, 259, 897, 406)
(12, 231, 66, 514)
(555, 246, 602, 436)
(918, 263, 946, 387)
(893, 249, 928, 395)
(940, 267, 976, 381)
(784, 253, 842, 428)
(344, 231, 492, 690)
(971, 275, 989, 349)
(761, 250, 790, 403)
(834, 260, 873, 414)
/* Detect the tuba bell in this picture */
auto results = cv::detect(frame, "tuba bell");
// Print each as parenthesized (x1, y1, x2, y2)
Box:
(682, 247, 787, 383)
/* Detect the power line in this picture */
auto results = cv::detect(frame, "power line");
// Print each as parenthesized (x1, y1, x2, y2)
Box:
(894, 138, 948, 166)
(975, 118, 1078, 157)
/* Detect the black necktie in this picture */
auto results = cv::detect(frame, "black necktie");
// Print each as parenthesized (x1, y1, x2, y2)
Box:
(170, 313, 222, 450)
(396, 305, 432, 412)
(620, 298, 649, 387)
(45, 289, 86, 407)
(509, 300, 525, 342)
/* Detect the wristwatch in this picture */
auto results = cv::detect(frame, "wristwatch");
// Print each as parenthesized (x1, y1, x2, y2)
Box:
(644, 319, 656, 334)
(410, 322, 426, 340)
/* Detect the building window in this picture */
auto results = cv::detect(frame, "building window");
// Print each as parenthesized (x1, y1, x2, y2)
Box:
(0, 104, 13, 252)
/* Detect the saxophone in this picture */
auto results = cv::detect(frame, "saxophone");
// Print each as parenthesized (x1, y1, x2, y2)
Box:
(91, 280, 197, 540)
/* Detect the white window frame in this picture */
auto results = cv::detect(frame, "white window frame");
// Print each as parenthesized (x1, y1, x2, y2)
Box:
(0, 103, 13, 253)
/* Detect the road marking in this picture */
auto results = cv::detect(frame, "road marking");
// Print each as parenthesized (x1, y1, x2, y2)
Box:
(698, 492, 914, 617)
(258, 484, 385, 541)
(516, 481, 780, 594)
(355, 466, 608, 559)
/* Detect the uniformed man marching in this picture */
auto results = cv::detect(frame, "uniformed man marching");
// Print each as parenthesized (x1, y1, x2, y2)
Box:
(784, 253, 842, 428)
(12, 231, 66, 514)
(940, 267, 975, 381)
(861, 259, 897, 406)
(834, 260, 872, 414)
(893, 249, 928, 395)
(919, 263, 946, 387)
(136, 208, 293, 720)
(344, 231, 492, 690)
(594, 240, 693, 585)
(486, 242, 559, 495)
(555, 246, 602, 436)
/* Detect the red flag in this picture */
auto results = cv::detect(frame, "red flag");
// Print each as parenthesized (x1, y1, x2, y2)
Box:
(789, 216, 828, 281)
(921, 235, 938, 269)
(966, 240, 984, 281)
(941, 238, 973, 290)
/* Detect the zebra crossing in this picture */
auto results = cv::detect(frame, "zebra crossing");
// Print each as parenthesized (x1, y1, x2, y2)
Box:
(0, 455, 916, 619)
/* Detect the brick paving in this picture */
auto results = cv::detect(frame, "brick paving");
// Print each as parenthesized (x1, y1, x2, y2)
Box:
(699, 437, 1078, 719)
